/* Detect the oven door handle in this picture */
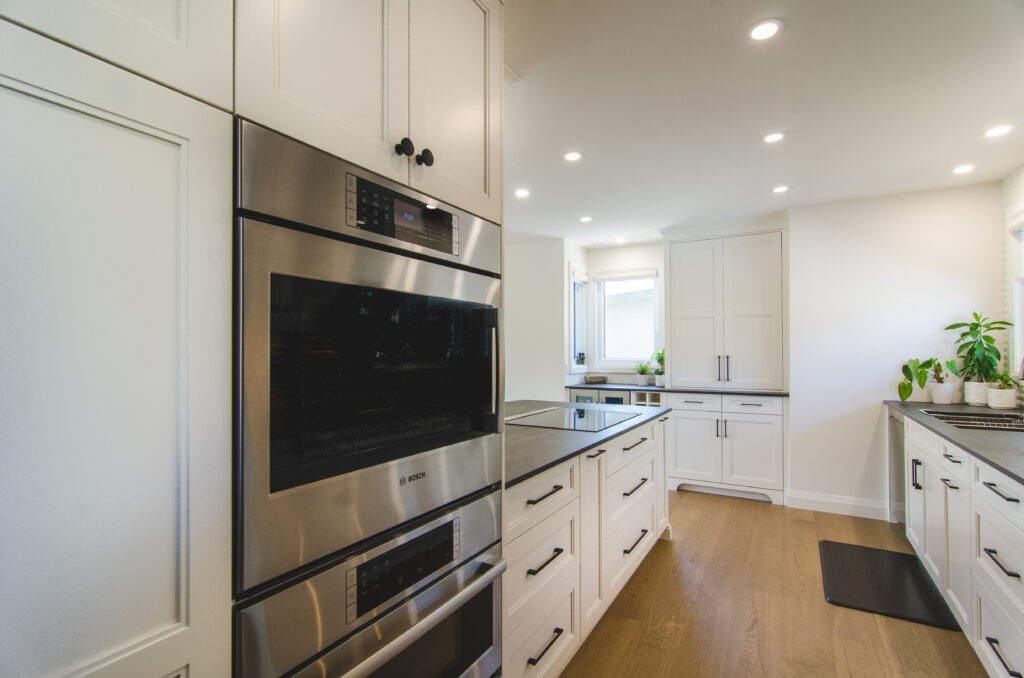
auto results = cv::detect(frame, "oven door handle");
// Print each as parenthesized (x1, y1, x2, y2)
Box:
(340, 559, 507, 678)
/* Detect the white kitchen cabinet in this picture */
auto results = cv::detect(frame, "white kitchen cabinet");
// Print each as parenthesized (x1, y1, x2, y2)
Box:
(904, 440, 927, 557)
(0, 0, 232, 109)
(944, 468, 972, 632)
(653, 416, 671, 538)
(579, 445, 606, 638)
(236, 0, 503, 222)
(921, 454, 947, 588)
(665, 409, 722, 483)
(0, 22, 231, 678)
(721, 413, 783, 491)
(667, 232, 783, 390)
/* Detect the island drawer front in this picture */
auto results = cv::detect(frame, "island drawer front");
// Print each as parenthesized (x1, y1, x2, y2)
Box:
(974, 572, 1024, 678)
(506, 458, 579, 542)
(606, 451, 656, 526)
(503, 573, 579, 678)
(662, 393, 721, 412)
(973, 457, 1024, 534)
(975, 499, 1024, 618)
(605, 423, 656, 477)
(504, 499, 580, 636)
(905, 419, 942, 459)
(604, 495, 655, 597)
(938, 441, 971, 484)
(721, 395, 783, 415)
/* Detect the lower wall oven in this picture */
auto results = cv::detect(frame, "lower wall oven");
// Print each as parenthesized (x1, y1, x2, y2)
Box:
(236, 489, 504, 678)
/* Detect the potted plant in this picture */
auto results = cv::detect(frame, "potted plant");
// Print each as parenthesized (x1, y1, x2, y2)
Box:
(898, 358, 935, 401)
(651, 349, 666, 387)
(946, 313, 1013, 405)
(988, 371, 1020, 409)
(929, 360, 960, 404)
(634, 360, 651, 386)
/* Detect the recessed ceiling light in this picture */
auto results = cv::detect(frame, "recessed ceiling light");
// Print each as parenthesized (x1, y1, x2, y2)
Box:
(772, 185, 789, 194)
(763, 132, 785, 143)
(984, 125, 1013, 138)
(514, 188, 530, 198)
(425, 203, 437, 209)
(953, 164, 975, 175)
(615, 237, 626, 244)
(564, 151, 582, 162)
(749, 19, 783, 41)
(580, 216, 593, 223)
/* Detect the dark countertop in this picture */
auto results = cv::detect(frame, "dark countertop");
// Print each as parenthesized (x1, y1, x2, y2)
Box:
(566, 383, 789, 397)
(885, 400, 1024, 485)
(504, 400, 671, 488)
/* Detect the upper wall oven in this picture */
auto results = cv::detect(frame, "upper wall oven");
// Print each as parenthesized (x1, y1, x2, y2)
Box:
(235, 121, 503, 594)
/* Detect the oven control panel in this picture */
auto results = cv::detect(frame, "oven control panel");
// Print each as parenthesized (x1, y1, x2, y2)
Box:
(346, 517, 460, 623)
(345, 173, 459, 256)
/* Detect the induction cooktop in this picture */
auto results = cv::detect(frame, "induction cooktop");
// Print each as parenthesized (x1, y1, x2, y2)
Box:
(506, 406, 638, 432)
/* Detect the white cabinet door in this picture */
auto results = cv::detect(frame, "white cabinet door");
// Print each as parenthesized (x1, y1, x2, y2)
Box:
(235, 0, 411, 183)
(721, 413, 783, 491)
(665, 410, 722, 483)
(722, 232, 783, 390)
(905, 443, 927, 555)
(408, 0, 502, 222)
(0, 24, 231, 677)
(668, 239, 724, 388)
(579, 448, 605, 638)
(653, 418, 670, 535)
(944, 474, 972, 632)
(922, 456, 947, 588)
(0, 1, 232, 108)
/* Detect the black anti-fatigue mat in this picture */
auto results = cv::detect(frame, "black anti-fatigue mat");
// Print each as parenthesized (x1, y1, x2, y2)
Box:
(818, 540, 959, 630)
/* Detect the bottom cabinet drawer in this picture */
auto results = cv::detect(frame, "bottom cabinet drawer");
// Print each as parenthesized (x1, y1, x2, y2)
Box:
(976, 500, 1024, 617)
(604, 498, 655, 597)
(974, 572, 1024, 678)
(503, 577, 579, 678)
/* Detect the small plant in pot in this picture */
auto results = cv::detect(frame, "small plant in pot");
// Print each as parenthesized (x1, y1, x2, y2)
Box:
(651, 349, 666, 387)
(929, 360, 960, 405)
(988, 372, 1021, 410)
(634, 361, 651, 386)
(898, 358, 935, 401)
(946, 312, 1012, 405)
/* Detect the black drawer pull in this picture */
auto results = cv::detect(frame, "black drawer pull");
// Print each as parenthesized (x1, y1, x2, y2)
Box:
(527, 547, 564, 576)
(941, 478, 960, 490)
(986, 636, 1023, 678)
(526, 485, 563, 506)
(658, 416, 669, 422)
(740, 402, 763, 407)
(984, 548, 1022, 579)
(911, 459, 922, 490)
(984, 481, 1021, 503)
(623, 528, 649, 554)
(622, 437, 648, 451)
(683, 400, 704, 404)
(715, 419, 720, 438)
(942, 453, 963, 464)
(586, 449, 606, 459)
(623, 477, 649, 497)
(527, 627, 564, 666)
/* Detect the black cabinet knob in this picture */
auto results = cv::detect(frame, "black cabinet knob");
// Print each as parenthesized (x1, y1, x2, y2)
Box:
(394, 137, 415, 157)
(416, 148, 434, 166)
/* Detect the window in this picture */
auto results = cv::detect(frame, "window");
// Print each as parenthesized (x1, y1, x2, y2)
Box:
(595, 273, 657, 367)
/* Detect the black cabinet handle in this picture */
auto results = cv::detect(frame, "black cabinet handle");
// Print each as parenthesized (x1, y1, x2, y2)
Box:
(527, 627, 564, 666)
(394, 137, 415, 156)
(984, 548, 1022, 579)
(526, 547, 564, 576)
(726, 355, 730, 381)
(740, 402, 763, 407)
(659, 416, 669, 422)
(715, 419, 720, 438)
(941, 478, 960, 490)
(622, 437, 648, 451)
(911, 459, 922, 490)
(415, 148, 434, 166)
(984, 481, 1021, 503)
(716, 356, 721, 381)
(623, 529, 649, 554)
(723, 420, 728, 438)
(526, 485, 563, 505)
(586, 449, 606, 459)
(986, 636, 1023, 678)
(942, 453, 963, 464)
(684, 400, 704, 404)
(623, 477, 649, 497)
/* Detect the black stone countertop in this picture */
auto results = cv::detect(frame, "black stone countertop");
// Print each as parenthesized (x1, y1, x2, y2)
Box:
(504, 400, 671, 488)
(885, 400, 1024, 485)
(566, 383, 789, 397)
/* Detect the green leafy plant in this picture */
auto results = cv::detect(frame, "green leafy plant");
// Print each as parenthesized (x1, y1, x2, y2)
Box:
(946, 313, 1012, 383)
(898, 358, 935, 401)
(650, 349, 665, 370)
(990, 371, 1021, 390)
(931, 359, 961, 384)
(634, 361, 651, 375)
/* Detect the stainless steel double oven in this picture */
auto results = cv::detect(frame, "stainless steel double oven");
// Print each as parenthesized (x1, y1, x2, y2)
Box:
(233, 120, 503, 678)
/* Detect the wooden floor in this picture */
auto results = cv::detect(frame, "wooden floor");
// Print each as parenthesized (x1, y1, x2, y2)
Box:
(561, 490, 987, 678)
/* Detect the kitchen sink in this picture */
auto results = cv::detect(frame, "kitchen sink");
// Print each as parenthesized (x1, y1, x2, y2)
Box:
(921, 409, 1024, 431)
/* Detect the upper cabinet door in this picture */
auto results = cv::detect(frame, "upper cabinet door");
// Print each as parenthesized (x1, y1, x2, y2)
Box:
(0, 0, 232, 109)
(235, 0, 411, 184)
(408, 0, 502, 223)
(722, 232, 783, 390)
(668, 239, 725, 388)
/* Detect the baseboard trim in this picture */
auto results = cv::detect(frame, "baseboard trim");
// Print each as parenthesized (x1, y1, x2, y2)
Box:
(785, 489, 889, 520)
(669, 477, 783, 505)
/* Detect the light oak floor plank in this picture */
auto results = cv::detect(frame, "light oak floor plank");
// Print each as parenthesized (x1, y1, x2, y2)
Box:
(559, 490, 986, 678)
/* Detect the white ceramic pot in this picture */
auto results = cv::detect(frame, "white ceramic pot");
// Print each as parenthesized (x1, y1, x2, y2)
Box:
(930, 382, 955, 405)
(988, 387, 1018, 409)
(964, 381, 989, 406)
(655, 374, 666, 387)
(906, 382, 931, 402)
(636, 374, 647, 385)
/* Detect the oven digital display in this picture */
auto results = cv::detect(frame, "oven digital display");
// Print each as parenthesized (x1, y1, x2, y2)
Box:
(347, 176, 456, 254)
(355, 522, 455, 618)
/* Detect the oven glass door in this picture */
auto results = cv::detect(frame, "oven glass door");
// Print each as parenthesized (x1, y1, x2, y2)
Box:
(270, 273, 496, 492)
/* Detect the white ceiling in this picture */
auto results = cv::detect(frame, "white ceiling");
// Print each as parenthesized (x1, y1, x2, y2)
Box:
(502, 0, 1024, 246)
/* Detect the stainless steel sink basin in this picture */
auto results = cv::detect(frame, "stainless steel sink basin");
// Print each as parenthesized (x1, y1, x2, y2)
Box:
(921, 409, 1024, 431)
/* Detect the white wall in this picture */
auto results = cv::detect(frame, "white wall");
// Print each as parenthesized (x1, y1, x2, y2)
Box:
(787, 182, 1005, 518)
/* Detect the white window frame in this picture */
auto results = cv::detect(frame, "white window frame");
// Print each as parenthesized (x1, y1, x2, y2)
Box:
(567, 269, 589, 374)
(591, 268, 659, 372)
